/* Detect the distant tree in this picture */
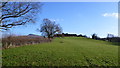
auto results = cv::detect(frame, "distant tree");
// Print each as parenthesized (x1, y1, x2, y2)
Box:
(0, 2, 42, 31)
(92, 33, 98, 39)
(107, 34, 114, 38)
(77, 34, 82, 37)
(38, 18, 62, 39)
(107, 34, 114, 42)
(82, 35, 87, 38)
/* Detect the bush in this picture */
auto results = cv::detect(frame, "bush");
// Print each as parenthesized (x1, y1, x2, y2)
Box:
(2, 35, 51, 49)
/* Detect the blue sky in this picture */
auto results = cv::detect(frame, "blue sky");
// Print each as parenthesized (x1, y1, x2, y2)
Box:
(9, 2, 118, 38)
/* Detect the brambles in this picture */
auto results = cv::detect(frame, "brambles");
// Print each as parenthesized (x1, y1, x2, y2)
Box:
(2, 35, 51, 49)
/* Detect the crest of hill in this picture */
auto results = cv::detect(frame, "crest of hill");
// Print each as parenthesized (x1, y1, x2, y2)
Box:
(27, 34, 43, 38)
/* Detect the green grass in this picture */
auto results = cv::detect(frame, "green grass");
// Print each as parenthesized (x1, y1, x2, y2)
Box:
(2, 37, 119, 66)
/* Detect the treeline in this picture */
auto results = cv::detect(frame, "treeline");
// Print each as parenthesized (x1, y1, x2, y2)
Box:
(54, 33, 87, 38)
(91, 33, 120, 42)
(54, 33, 120, 42)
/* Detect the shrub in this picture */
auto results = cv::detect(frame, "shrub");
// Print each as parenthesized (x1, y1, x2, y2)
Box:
(2, 35, 51, 49)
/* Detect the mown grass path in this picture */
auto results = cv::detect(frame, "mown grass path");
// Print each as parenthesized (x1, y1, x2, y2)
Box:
(2, 37, 119, 66)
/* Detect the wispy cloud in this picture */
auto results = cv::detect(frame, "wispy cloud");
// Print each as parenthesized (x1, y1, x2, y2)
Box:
(50, 18, 64, 22)
(102, 13, 118, 18)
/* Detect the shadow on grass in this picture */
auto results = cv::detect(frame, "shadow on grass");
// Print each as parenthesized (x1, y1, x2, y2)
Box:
(108, 42, 120, 46)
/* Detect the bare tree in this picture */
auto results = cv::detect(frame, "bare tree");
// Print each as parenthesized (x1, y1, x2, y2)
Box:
(107, 34, 114, 42)
(0, 2, 42, 31)
(107, 34, 114, 38)
(92, 33, 98, 39)
(38, 18, 62, 39)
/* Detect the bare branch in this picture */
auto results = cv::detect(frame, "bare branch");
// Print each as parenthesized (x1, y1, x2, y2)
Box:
(0, 2, 42, 31)
(1, 4, 31, 21)
(0, 2, 8, 8)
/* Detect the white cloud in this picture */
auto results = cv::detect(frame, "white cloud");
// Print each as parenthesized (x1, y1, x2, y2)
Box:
(50, 18, 64, 22)
(64, 32, 77, 34)
(102, 13, 118, 18)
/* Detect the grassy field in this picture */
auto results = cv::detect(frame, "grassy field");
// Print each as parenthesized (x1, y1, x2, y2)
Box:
(2, 37, 119, 66)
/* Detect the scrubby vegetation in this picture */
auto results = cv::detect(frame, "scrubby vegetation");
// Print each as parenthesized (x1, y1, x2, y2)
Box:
(2, 37, 119, 66)
(2, 35, 51, 49)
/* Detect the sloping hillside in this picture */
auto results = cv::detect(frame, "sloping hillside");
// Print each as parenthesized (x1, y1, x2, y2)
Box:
(2, 37, 119, 66)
